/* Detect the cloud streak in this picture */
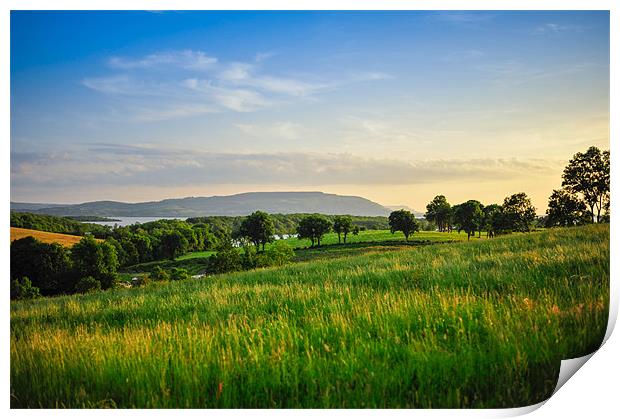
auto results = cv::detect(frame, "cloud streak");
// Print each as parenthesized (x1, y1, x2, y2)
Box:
(82, 49, 390, 119)
(108, 50, 218, 70)
(11, 143, 565, 192)
(532, 23, 586, 35)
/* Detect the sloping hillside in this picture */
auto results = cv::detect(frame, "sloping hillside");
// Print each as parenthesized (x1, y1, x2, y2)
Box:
(10, 227, 99, 247)
(11, 191, 391, 217)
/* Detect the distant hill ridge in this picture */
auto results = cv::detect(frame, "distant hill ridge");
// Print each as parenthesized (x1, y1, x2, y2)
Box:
(11, 192, 392, 217)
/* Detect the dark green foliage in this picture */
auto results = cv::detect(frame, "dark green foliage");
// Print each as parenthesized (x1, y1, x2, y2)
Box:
(160, 231, 189, 260)
(562, 146, 609, 223)
(170, 268, 190, 281)
(453, 201, 484, 240)
(71, 236, 119, 290)
(332, 215, 353, 244)
(482, 204, 502, 237)
(425, 195, 452, 232)
(236, 211, 275, 251)
(10, 277, 40, 300)
(262, 241, 295, 266)
(206, 243, 242, 274)
(10, 237, 72, 295)
(151, 266, 170, 281)
(502, 193, 536, 232)
(296, 215, 332, 247)
(74, 276, 102, 294)
(546, 189, 589, 227)
(388, 209, 419, 241)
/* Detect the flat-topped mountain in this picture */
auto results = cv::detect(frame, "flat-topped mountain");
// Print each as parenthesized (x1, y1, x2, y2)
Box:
(11, 192, 392, 217)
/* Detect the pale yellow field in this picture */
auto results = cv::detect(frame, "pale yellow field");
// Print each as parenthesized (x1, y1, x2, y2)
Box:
(10, 227, 100, 247)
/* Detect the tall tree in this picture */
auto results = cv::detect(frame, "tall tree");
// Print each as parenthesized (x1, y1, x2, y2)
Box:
(296, 215, 332, 247)
(237, 211, 275, 251)
(159, 231, 189, 260)
(10, 236, 72, 295)
(562, 146, 610, 223)
(71, 236, 119, 289)
(425, 195, 452, 232)
(546, 189, 589, 227)
(333, 215, 353, 244)
(453, 200, 483, 241)
(388, 209, 419, 241)
(502, 193, 536, 232)
(482, 204, 502, 238)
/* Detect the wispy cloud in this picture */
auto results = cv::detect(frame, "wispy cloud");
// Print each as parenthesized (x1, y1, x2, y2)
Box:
(236, 121, 303, 140)
(11, 143, 564, 190)
(108, 50, 218, 70)
(254, 51, 277, 62)
(82, 49, 390, 120)
(431, 11, 497, 25)
(532, 23, 586, 35)
(474, 60, 596, 85)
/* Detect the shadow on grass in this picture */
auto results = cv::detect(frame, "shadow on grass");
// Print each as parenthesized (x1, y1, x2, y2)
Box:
(121, 257, 211, 275)
(293, 239, 458, 262)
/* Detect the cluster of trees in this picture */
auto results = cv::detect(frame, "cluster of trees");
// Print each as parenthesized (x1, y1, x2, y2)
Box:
(205, 240, 295, 275)
(187, 213, 390, 237)
(10, 236, 119, 299)
(10, 215, 221, 267)
(100, 219, 218, 265)
(228, 211, 360, 249)
(546, 146, 609, 226)
(420, 146, 610, 238)
(422, 193, 537, 240)
(202, 212, 364, 276)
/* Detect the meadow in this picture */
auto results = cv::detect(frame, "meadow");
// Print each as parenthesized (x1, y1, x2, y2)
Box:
(10, 224, 609, 408)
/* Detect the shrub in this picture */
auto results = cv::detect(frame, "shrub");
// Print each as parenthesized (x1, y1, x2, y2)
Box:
(74, 276, 102, 294)
(10, 277, 41, 300)
(170, 268, 190, 281)
(151, 266, 170, 281)
(263, 241, 295, 266)
(206, 248, 242, 274)
(241, 245, 259, 270)
(133, 276, 151, 287)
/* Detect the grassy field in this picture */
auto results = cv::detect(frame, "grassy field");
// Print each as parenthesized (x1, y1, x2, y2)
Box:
(10, 227, 100, 247)
(10, 224, 609, 408)
(279, 229, 470, 248)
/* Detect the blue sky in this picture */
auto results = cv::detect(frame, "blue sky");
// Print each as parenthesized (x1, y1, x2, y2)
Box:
(10, 11, 609, 210)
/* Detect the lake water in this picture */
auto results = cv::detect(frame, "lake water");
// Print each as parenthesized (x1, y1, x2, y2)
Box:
(87, 216, 186, 227)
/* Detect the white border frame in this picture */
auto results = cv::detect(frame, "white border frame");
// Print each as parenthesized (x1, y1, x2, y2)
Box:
(2, 2, 616, 418)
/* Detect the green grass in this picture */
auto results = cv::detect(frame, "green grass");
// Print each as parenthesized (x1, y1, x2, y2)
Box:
(176, 250, 216, 261)
(279, 229, 471, 249)
(10, 224, 609, 408)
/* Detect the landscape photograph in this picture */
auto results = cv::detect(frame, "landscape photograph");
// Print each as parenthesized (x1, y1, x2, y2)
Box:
(9, 10, 610, 409)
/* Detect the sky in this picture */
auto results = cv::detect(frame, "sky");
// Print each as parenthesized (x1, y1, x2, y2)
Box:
(10, 10, 609, 212)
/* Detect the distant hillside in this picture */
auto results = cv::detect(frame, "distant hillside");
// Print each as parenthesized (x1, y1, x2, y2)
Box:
(385, 205, 424, 217)
(11, 192, 391, 217)
(10, 202, 67, 212)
